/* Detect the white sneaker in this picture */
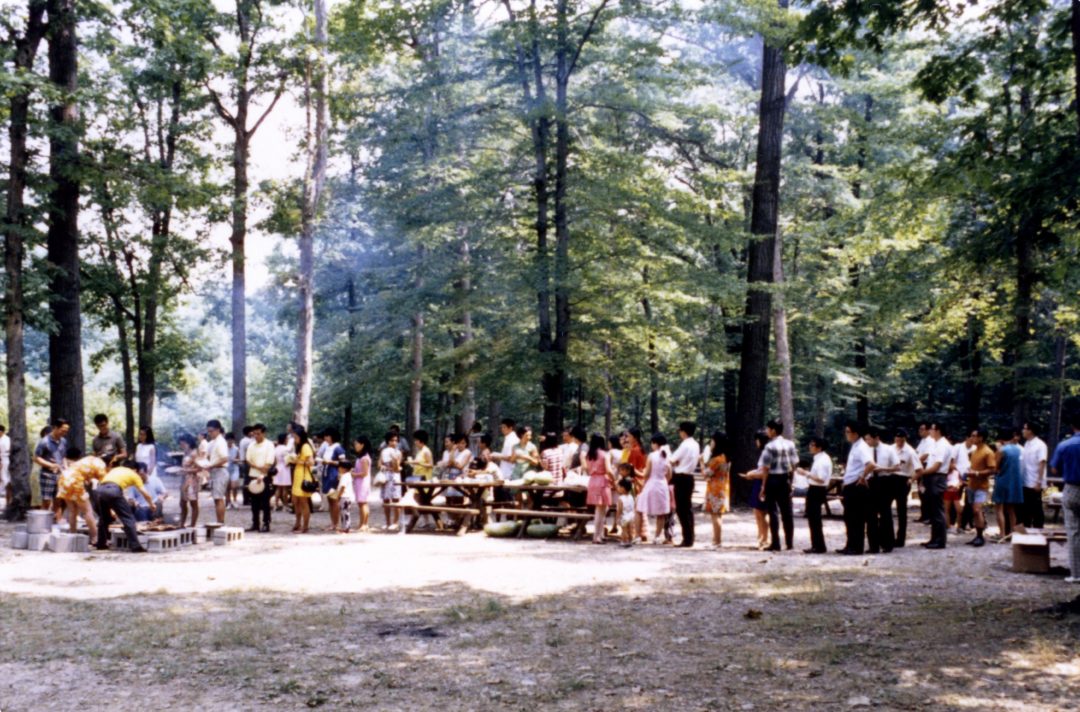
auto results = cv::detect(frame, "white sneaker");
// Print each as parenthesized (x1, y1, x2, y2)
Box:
(1065, 577, 1080, 584)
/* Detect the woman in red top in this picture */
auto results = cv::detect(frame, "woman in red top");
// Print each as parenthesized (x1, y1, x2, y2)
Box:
(624, 428, 649, 542)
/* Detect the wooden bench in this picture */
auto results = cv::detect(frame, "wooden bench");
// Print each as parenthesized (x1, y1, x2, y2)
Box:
(384, 503, 481, 535)
(490, 508, 594, 540)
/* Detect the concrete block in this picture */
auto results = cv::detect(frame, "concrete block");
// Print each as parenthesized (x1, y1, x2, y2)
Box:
(212, 526, 244, 546)
(26, 533, 50, 551)
(110, 530, 149, 550)
(11, 529, 28, 549)
(145, 532, 181, 552)
(177, 528, 196, 546)
(48, 532, 90, 553)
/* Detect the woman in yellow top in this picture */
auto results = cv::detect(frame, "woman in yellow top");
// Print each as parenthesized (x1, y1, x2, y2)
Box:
(291, 425, 316, 533)
(702, 431, 731, 549)
(57, 453, 107, 543)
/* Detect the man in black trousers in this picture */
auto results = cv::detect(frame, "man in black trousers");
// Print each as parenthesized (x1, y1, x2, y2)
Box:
(838, 421, 873, 555)
(94, 464, 154, 552)
(761, 419, 798, 551)
(916, 422, 953, 549)
(669, 421, 701, 548)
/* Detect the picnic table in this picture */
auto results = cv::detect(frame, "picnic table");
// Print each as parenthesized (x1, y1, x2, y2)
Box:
(392, 479, 502, 535)
(495, 481, 595, 540)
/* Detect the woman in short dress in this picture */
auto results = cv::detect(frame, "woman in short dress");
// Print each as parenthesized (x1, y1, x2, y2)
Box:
(585, 434, 613, 544)
(272, 433, 292, 511)
(57, 454, 107, 543)
(739, 431, 771, 550)
(178, 434, 201, 528)
(702, 431, 731, 549)
(636, 434, 672, 543)
(378, 431, 403, 530)
(352, 436, 373, 532)
(992, 432, 1025, 537)
(291, 426, 316, 533)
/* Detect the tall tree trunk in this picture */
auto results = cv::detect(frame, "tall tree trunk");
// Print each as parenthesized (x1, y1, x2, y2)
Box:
(138, 79, 182, 430)
(1012, 215, 1036, 425)
(113, 301, 136, 449)
(1048, 331, 1067, 452)
(732, 1, 788, 481)
(641, 269, 659, 435)
(959, 315, 982, 421)
(772, 234, 795, 439)
(1072, 0, 1080, 136)
(408, 247, 425, 437)
(292, 0, 329, 427)
(3, 0, 46, 520)
(230, 126, 249, 432)
(850, 94, 873, 429)
(46, 0, 85, 451)
(453, 237, 476, 434)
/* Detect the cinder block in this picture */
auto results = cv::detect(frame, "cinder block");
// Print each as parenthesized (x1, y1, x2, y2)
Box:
(48, 532, 90, 553)
(110, 530, 149, 550)
(145, 532, 181, 551)
(26, 533, 50, 551)
(11, 529, 28, 549)
(177, 528, 196, 546)
(212, 526, 244, 546)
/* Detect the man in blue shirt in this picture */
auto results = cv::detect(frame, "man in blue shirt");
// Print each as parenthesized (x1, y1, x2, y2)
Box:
(1051, 412, 1080, 584)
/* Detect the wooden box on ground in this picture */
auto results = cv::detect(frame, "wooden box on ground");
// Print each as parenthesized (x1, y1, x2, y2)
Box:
(1012, 533, 1050, 574)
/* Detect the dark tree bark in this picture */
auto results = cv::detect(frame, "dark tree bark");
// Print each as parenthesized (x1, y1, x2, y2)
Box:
(1048, 331, 1067, 452)
(958, 315, 982, 421)
(731, 2, 789, 481)
(3, 0, 47, 520)
(46, 0, 86, 451)
(1072, 0, 1080, 135)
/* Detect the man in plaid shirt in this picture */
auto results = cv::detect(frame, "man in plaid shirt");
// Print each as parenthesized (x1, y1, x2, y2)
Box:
(761, 419, 798, 551)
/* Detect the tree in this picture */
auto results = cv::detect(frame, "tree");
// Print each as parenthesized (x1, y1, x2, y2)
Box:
(45, 0, 85, 450)
(2, 0, 47, 519)
(204, 0, 289, 433)
(732, 0, 791, 477)
(292, 0, 328, 426)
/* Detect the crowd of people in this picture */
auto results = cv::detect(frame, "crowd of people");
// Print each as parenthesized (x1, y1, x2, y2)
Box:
(2, 409, 1079, 582)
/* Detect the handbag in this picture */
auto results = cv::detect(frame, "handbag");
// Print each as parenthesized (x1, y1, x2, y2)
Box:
(301, 470, 319, 493)
(373, 471, 388, 487)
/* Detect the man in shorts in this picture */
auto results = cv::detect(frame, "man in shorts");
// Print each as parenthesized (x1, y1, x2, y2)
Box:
(205, 420, 231, 523)
(965, 427, 995, 547)
(33, 418, 69, 516)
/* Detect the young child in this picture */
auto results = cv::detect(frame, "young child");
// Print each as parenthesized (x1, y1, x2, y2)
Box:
(615, 472, 637, 547)
(336, 456, 356, 533)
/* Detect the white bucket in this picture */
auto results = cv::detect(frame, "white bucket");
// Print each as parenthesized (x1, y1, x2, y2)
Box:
(26, 510, 53, 534)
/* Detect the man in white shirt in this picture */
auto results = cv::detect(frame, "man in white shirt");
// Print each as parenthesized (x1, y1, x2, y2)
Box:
(245, 424, 277, 533)
(839, 421, 873, 555)
(947, 434, 971, 532)
(0, 424, 10, 504)
(795, 437, 832, 554)
(915, 422, 953, 549)
(864, 426, 899, 553)
(670, 421, 702, 548)
(490, 419, 520, 481)
(889, 428, 920, 547)
(914, 422, 934, 523)
(204, 419, 231, 523)
(1021, 422, 1048, 529)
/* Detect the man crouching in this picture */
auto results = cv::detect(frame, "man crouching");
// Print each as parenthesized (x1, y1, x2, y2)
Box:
(94, 463, 155, 553)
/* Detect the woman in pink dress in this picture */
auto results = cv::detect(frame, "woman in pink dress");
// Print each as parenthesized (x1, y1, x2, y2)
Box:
(585, 434, 613, 544)
(636, 433, 672, 543)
